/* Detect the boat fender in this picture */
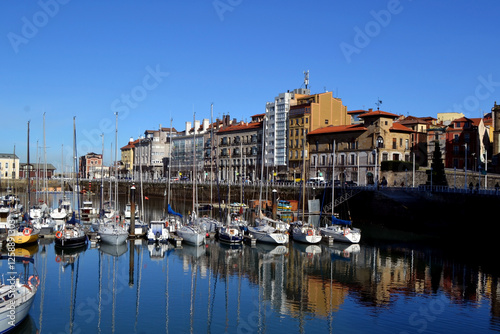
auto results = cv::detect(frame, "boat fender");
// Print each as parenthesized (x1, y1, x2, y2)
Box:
(55, 231, 63, 239)
(165, 221, 169, 228)
(23, 228, 32, 236)
(28, 275, 40, 287)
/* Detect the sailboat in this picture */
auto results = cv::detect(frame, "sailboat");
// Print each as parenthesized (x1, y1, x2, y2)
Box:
(176, 113, 206, 246)
(247, 115, 288, 245)
(0, 255, 39, 332)
(12, 122, 40, 245)
(54, 117, 88, 249)
(319, 140, 361, 244)
(291, 145, 322, 244)
(97, 131, 129, 245)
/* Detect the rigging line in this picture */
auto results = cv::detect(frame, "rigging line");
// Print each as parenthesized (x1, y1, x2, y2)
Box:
(165, 246, 170, 334)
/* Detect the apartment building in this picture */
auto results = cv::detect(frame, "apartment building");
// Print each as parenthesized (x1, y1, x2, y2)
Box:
(0, 153, 19, 179)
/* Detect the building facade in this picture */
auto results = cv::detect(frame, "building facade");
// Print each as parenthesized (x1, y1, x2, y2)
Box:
(288, 91, 350, 180)
(79, 153, 102, 179)
(307, 110, 413, 185)
(264, 88, 310, 179)
(0, 154, 19, 179)
(216, 118, 262, 183)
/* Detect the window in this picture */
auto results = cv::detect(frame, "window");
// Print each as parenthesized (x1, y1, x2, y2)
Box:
(400, 138, 403, 147)
(5, 163, 8, 169)
(321, 155, 326, 165)
(325, 119, 329, 125)
(405, 139, 409, 150)
(455, 122, 461, 128)
(377, 136, 384, 148)
(393, 138, 397, 149)
(382, 153, 388, 161)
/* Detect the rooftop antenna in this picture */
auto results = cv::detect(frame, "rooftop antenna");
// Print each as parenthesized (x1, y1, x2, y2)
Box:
(304, 70, 309, 89)
(375, 98, 382, 111)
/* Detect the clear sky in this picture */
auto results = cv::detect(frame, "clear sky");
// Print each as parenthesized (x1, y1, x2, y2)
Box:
(1, 0, 499, 172)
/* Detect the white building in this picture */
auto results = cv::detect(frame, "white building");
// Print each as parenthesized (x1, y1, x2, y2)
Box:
(0, 153, 19, 179)
(264, 88, 310, 178)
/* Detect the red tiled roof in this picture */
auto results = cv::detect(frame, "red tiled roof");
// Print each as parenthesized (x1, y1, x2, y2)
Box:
(358, 110, 400, 118)
(390, 123, 414, 132)
(217, 122, 262, 133)
(308, 124, 367, 136)
(347, 109, 369, 114)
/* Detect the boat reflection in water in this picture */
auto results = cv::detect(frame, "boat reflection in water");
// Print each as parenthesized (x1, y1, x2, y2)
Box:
(100, 242, 128, 258)
(329, 243, 360, 262)
(293, 241, 322, 257)
(147, 242, 173, 260)
(8, 314, 38, 334)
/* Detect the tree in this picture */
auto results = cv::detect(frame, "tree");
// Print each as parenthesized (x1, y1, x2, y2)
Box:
(428, 141, 448, 186)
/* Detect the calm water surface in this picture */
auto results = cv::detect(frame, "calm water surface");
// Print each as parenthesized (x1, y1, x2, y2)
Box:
(4, 193, 500, 333)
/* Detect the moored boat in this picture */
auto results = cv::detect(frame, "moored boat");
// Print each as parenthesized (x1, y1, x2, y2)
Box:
(98, 222, 128, 245)
(291, 222, 322, 244)
(247, 217, 289, 245)
(0, 255, 39, 333)
(147, 221, 170, 243)
(320, 216, 361, 244)
(54, 214, 88, 248)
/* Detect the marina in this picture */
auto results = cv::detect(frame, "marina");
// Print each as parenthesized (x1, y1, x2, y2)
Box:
(1, 193, 500, 333)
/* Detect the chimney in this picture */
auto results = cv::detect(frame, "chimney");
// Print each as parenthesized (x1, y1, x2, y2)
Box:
(185, 121, 191, 136)
(202, 119, 209, 131)
(194, 120, 200, 134)
(368, 108, 373, 112)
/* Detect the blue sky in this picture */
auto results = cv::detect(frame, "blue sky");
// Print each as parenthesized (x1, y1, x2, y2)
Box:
(1, 0, 499, 172)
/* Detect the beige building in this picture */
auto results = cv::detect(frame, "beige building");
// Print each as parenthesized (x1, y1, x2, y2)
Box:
(288, 91, 349, 180)
(0, 153, 19, 179)
(121, 138, 138, 178)
(307, 110, 413, 185)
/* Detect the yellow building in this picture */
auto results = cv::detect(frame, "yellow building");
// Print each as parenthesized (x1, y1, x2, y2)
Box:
(120, 139, 138, 178)
(0, 153, 19, 179)
(288, 92, 349, 179)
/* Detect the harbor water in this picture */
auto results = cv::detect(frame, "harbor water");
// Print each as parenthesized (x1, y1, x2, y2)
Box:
(3, 193, 500, 333)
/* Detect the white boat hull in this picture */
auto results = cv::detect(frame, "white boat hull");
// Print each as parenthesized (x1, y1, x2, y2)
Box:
(0, 279, 37, 333)
(247, 227, 289, 244)
(292, 226, 322, 244)
(320, 226, 361, 243)
(99, 232, 128, 245)
(177, 226, 205, 246)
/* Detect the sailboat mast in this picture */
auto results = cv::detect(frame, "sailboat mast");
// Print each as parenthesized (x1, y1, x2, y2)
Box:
(100, 133, 104, 214)
(165, 118, 173, 216)
(301, 137, 306, 222)
(27, 121, 31, 212)
(192, 112, 197, 216)
(258, 115, 266, 215)
(114, 112, 118, 212)
(331, 139, 335, 217)
(43, 112, 48, 204)
(210, 104, 213, 209)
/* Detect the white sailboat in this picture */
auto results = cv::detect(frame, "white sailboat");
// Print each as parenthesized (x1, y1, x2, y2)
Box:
(0, 256, 39, 332)
(98, 221, 129, 245)
(291, 222, 322, 244)
(319, 139, 361, 244)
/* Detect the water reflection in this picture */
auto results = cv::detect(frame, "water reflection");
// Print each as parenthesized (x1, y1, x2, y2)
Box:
(10, 193, 500, 332)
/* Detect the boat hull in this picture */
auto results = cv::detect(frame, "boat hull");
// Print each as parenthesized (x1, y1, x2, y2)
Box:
(320, 226, 361, 243)
(0, 286, 36, 334)
(247, 227, 289, 244)
(177, 228, 205, 246)
(54, 235, 88, 248)
(99, 232, 128, 245)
